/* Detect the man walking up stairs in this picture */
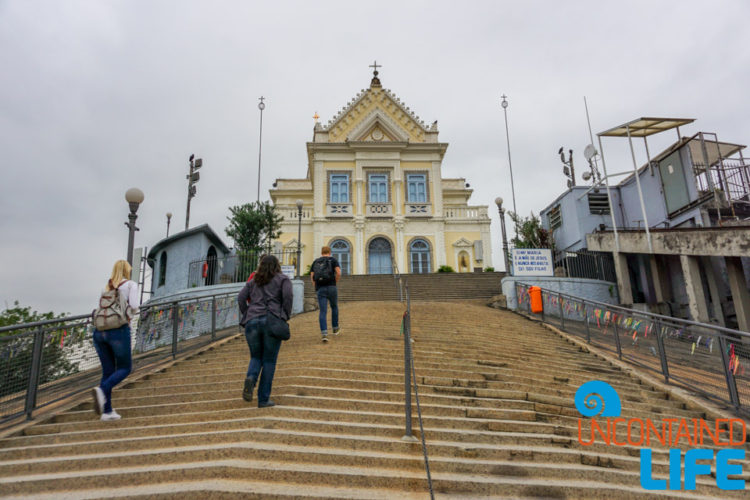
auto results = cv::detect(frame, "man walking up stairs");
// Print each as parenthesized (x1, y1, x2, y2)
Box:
(310, 246, 341, 343)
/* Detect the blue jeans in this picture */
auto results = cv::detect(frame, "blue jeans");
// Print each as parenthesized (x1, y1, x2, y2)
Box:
(316, 285, 339, 333)
(93, 325, 132, 413)
(244, 317, 282, 404)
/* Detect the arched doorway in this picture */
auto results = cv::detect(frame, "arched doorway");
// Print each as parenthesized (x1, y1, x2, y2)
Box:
(368, 237, 392, 274)
(205, 246, 218, 285)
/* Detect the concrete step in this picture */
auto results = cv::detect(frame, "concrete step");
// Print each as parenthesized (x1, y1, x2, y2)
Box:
(0, 301, 740, 498)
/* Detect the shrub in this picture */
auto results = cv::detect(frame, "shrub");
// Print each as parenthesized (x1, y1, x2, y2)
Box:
(437, 265, 454, 273)
(484, 267, 495, 272)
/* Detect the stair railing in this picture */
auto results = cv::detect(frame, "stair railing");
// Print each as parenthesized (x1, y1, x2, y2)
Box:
(0, 290, 241, 425)
(391, 256, 404, 302)
(516, 282, 750, 414)
(401, 285, 434, 499)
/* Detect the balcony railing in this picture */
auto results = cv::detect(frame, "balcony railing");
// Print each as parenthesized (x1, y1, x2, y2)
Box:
(188, 250, 300, 287)
(444, 206, 488, 219)
(366, 203, 393, 217)
(405, 203, 431, 217)
(326, 203, 353, 217)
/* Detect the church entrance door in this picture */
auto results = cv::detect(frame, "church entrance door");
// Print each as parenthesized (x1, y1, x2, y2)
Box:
(368, 238, 392, 274)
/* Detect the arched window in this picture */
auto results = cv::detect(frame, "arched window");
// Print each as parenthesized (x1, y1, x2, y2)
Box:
(331, 239, 351, 275)
(158, 252, 167, 287)
(410, 239, 431, 274)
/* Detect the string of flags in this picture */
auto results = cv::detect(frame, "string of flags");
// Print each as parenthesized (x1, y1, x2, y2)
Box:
(517, 285, 745, 378)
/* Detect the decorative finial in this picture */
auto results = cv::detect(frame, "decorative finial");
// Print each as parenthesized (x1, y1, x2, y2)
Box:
(369, 60, 382, 88)
(313, 111, 320, 123)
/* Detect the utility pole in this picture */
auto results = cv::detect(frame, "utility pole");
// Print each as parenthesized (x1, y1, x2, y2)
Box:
(185, 154, 202, 231)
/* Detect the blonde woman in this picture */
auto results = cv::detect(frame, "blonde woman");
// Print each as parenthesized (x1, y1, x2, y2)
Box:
(91, 260, 139, 421)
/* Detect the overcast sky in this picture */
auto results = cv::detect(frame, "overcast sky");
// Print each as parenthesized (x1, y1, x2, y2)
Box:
(2, 0, 749, 315)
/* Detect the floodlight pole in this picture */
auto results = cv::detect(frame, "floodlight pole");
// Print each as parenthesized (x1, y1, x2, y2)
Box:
(500, 95, 518, 238)
(257, 96, 266, 203)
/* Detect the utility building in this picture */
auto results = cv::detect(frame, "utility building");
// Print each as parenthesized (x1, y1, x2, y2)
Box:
(540, 118, 750, 331)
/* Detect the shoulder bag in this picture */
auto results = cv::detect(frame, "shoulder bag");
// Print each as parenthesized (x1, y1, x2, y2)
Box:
(261, 281, 290, 341)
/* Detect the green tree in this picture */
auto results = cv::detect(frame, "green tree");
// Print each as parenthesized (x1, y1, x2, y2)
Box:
(0, 302, 81, 399)
(508, 212, 554, 250)
(225, 201, 284, 253)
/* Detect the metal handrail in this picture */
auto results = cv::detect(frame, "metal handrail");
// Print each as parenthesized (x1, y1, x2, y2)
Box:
(391, 256, 404, 302)
(515, 282, 749, 413)
(1, 290, 240, 423)
(518, 281, 750, 339)
(0, 314, 91, 335)
(400, 285, 434, 499)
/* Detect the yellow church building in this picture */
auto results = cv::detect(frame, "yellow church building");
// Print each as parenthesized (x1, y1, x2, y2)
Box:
(270, 67, 492, 275)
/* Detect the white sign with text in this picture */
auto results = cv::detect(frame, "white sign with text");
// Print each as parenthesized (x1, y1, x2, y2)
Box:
(512, 248, 553, 276)
(281, 265, 296, 279)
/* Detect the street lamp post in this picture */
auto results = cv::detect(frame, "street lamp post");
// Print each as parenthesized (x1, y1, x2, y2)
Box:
(124, 188, 145, 266)
(495, 197, 511, 274)
(257, 96, 266, 203)
(295, 199, 303, 278)
(500, 95, 518, 237)
(166, 212, 172, 237)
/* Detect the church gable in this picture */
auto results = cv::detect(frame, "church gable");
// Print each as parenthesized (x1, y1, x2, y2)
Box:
(323, 73, 432, 144)
(347, 108, 409, 142)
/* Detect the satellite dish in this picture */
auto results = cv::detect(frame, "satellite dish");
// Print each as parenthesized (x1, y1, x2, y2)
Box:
(584, 144, 598, 161)
(582, 171, 592, 181)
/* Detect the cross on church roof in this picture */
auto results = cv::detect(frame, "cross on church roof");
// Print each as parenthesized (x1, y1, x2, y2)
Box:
(369, 60, 382, 88)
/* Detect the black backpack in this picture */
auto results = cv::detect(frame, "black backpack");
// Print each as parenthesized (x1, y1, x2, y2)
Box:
(312, 257, 334, 284)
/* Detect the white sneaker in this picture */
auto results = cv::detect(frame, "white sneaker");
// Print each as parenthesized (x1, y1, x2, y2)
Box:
(101, 410, 121, 421)
(92, 387, 105, 415)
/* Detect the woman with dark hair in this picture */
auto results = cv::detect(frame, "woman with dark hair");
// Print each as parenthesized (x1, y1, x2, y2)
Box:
(238, 254, 292, 408)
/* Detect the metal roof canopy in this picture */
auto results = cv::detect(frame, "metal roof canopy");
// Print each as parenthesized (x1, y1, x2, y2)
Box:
(687, 134, 745, 169)
(595, 117, 695, 254)
(598, 117, 695, 138)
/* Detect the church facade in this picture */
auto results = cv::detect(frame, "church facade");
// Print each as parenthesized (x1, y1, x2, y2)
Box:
(270, 69, 492, 275)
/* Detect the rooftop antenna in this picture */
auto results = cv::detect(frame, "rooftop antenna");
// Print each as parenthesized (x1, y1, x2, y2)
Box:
(583, 97, 602, 184)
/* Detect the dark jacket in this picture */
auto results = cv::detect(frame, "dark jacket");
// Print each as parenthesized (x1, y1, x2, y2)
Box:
(238, 273, 293, 326)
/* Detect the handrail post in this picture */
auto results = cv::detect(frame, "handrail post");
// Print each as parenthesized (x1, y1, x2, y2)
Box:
(402, 286, 416, 441)
(558, 292, 565, 329)
(583, 302, 591, 343)
(171, 302, 179, 359)
(540, 291, 545, 322)
(718, 336, 741, 408)
(24, 328, 46, 420)
(612, 310, 622, 359)
(654, 321, 670, 382)
(211, 296, 217, 340)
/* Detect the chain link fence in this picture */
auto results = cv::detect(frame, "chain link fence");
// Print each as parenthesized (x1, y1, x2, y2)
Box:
(0, 291, 241, 424)
(516, 282, 750, 415)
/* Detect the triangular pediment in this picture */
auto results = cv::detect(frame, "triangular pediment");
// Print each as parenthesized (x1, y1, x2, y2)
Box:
(347, 109, 409, 142)
(324, 86, 431, 143)
(452, 237, 474, 248)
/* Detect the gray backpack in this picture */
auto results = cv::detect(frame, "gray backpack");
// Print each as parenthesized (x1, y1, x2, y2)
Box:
(93, 281, 130, 331)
